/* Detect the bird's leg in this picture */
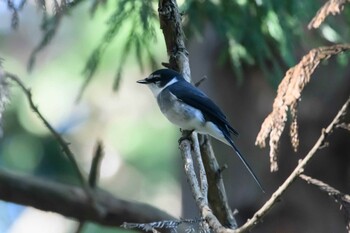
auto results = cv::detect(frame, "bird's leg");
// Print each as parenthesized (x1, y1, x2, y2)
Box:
(178, 129, 194, 144)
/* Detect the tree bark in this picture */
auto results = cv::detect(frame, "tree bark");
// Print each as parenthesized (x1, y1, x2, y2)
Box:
(0, 168, 175, 228)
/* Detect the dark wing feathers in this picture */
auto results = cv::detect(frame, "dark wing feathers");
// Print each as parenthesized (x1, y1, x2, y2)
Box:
(167, 80, 239, 136)
(167, 80, 264, 192)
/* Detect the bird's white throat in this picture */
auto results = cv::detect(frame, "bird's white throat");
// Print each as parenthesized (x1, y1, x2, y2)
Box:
(148, 77, 179, 97)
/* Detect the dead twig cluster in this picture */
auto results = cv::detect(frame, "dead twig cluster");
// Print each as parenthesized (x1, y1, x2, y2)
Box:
(308, 0, 350, 29)
(238, 96, 350, 233)
(256, 44, 350, 172)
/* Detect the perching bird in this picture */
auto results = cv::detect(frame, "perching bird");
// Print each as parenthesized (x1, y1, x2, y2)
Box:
(137, 68, 263, 191)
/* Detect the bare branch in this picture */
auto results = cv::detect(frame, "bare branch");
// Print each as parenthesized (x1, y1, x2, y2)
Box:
(158, 0, 191, 81)
(308, 0, 350, 29)
(122, 218, 204, 232)
(256, 44, 350, 171)
(299, 174, 350, 232)
(4, 72, 91, 195)
(0, 62, 10, 137)
(191, 132, 208, 198)
(337, 122, 350, 131)
(179, 140, 228, 233)
(237, 96, 350, 233)
(0, 168, 175, 228)
(194, 76, 208, 87)
(199, 135, 237, 229)
(88, 140, 104, 188)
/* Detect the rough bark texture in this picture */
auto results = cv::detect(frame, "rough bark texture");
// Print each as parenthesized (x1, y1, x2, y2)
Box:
(158, 0, 191, 81)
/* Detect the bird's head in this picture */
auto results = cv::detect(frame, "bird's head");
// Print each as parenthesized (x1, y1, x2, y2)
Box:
(137, 69, 183, 97)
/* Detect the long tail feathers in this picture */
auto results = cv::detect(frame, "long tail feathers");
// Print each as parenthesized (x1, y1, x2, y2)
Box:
(225, 136, 265, 193)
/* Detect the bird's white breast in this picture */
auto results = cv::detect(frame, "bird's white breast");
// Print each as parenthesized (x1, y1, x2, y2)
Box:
(157, 90, 227, 145)
(158, 91, 205, 130)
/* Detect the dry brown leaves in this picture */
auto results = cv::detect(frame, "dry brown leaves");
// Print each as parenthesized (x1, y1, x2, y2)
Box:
(255, 44, 350, 172)
(308, 0, 350, 29)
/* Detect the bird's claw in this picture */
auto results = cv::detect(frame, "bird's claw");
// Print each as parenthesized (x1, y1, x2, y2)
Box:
(178, 129, 194, 144)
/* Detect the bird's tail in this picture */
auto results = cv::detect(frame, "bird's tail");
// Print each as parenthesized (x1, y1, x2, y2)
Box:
(224, 135, 265, 193)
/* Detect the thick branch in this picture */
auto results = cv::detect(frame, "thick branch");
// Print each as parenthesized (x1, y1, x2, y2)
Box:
(5, 72, 90, 194)
(0, 168, 175, 228)
(200, 135, 237, 228)
(158, 0, 190, 81)
(179, 140, 228, 233)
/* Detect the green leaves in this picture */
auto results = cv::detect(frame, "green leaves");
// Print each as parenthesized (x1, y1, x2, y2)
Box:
(79, 0, 158, 99)
(181, 0, 319, 84)
(25, 0, 342, 92)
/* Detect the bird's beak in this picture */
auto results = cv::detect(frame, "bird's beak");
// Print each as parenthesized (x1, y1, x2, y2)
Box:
(136, 78, 148, 84)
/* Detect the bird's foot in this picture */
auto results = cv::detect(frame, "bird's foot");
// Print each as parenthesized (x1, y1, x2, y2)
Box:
(178, 129, 194, 144)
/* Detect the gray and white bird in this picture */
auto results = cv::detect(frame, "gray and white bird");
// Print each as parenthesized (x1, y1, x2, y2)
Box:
(137, 68, 263, 191)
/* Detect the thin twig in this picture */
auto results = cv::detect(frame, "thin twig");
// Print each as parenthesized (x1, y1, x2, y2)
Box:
(89, 140, 104, 188)
(308, 0, 350, 29)
(122, 218, 204, 232)
(299, 174, 350, 200)
(299, 174, 350, 232)
(195, 76, 207, 87)
(5, 72, 91, 196)
(235, 96, 350, 233)
(337, 122, 350, 131)
(191, 132, 208, 199)
(78, 140, 104, 232)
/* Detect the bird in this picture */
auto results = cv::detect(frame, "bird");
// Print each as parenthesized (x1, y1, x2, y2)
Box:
(137, 68, 264, 191)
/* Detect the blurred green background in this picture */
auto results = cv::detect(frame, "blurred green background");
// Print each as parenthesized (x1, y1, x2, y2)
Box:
(0, 1, 180, 233)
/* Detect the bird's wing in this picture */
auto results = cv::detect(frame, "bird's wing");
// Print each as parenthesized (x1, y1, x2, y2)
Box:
(166, 80, 239, 136)
(168, 81, 264, 192)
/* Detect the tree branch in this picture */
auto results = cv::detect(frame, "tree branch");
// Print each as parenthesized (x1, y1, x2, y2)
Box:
(191, 133, 208, 199)
(0, 168, 175, 229)
(199, 135, 237, 228)
(4, 72, 177, 232)
(5, 72, 90, 195)
(179, 140, 227, 233)
(158, 0, 238, 230)
(158, 0, 190, 81)
(299, 174, 350, 232)
(234, 96, 350, 233)
(179, 95, 350, 233)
